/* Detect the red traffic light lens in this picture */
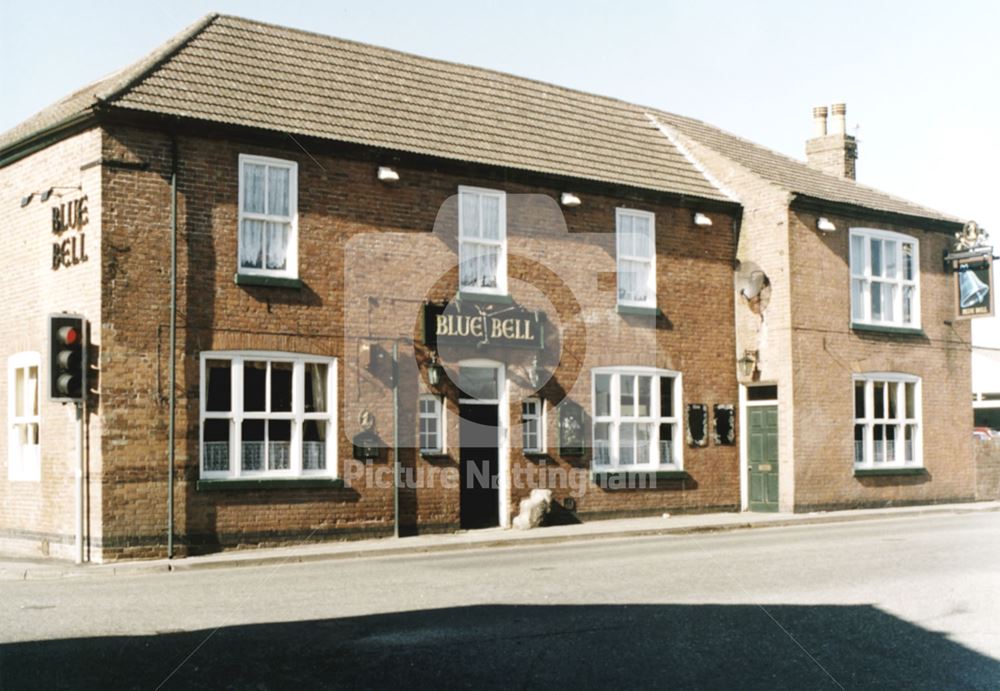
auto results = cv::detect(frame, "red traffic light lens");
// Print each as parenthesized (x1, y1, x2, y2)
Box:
(58, 326, 79, 345)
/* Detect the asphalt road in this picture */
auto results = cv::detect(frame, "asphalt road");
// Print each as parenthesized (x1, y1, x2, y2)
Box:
(1, 512, 998, 690)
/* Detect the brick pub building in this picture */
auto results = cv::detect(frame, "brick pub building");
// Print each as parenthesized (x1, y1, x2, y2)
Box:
(0, 15, 975, 561)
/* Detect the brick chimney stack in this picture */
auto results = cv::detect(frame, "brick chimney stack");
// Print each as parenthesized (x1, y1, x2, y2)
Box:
(805, 103, 857, 180)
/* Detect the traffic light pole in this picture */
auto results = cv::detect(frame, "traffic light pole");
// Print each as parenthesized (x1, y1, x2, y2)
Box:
(74, 400, 84, 564)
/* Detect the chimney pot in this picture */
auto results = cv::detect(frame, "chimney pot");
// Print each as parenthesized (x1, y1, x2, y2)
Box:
(805, 103, 857, 180)
(831, 103, 847, 135)
(812, 106, 828, 136)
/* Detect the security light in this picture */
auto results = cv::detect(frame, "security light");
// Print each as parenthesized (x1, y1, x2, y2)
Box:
(377, 166, 400, 183)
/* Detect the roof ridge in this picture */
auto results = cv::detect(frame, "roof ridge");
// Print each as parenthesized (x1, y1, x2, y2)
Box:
(650, 108, 961, 223)
(212, 14, 669, 117)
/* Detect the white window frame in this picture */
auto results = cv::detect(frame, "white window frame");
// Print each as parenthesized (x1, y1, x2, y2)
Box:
(521, 397, 545, 453)
(199, 352, 337, 480)
(418, 394, 445, 454)
(853, 373, 922, 468)
(616, 208, 657, 308)
(8, 352, 41, 482)
(458, 186, 507, 295)
(591, 367, 682, 470)
(849, 228, 920, 328)
(238, 154, 299, 279)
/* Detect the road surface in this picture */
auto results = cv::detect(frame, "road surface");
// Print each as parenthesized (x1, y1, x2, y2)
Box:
(1, 512, 998, 689)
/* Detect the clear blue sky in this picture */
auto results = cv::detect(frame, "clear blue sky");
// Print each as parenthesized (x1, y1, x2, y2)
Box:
(2, 0, 998, 342)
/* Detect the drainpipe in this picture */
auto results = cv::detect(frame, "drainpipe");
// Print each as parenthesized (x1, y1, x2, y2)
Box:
(167, 135, 178, 559)
(392, 341, 400, 539)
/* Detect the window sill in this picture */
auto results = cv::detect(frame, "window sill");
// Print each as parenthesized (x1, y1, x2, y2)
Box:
(591, 469, 689, 482)
(616, 304, 663, 317)
(850, 323, 925, 337)
(524, 451, 548, 458)
(456, 291, 514, 304)
(419, 451, 449, 460)
(234, 273, 303, 289)
(197, 478, 343, 491)
(853, 467, 927, 477)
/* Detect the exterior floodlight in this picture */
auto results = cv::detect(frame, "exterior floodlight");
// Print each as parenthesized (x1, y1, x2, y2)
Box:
(20, 193, 33, 208)
(377, 166, 400, 183)
(560, 193, 581, 207)
(40, 188, 53, 202)
(817, 217, 837, 232)
(693, 212, 713, 227)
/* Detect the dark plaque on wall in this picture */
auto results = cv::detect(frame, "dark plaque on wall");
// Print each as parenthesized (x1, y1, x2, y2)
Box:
(686, 404, 707, 447)
(558, 400, 585, 456)
(713, 404, 735, 445)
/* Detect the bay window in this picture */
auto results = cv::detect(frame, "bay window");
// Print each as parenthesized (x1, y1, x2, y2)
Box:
(238, 154, 298, 278)
(458, 186, 506, 294)
(849, 228, 919, 328)
(854, 374, 921, 468)
(616, 208, 656, 308)
(592, 368, 681, 469)
(200, 352, 336, 479)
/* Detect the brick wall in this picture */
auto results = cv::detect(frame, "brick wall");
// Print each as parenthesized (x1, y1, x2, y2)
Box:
(93, 123, 741, 559)
(670, 128, 976, 513)
(0, 129, 104, 560)
(974, 438, 1000, 500)
(670, 134, 799, 510)
(788, 209, 975, 509)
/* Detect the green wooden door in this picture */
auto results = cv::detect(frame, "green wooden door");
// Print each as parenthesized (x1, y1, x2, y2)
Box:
(748, 405, 779, 512)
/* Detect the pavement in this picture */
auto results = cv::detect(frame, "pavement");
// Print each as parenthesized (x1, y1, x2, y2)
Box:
(2, 500, 999, 581)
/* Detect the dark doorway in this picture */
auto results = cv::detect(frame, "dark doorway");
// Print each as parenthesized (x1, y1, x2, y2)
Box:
(459, 403, 499, 529)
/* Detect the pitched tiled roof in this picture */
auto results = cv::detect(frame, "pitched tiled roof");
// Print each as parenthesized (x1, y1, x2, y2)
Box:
(650, 111, 961, 224)
(0, 14, 729, 203)
(1, 13, 963, 226)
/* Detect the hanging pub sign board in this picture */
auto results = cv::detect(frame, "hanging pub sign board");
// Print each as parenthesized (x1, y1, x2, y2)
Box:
(423, 300, 544, 350)
(954, 254, 994, 319)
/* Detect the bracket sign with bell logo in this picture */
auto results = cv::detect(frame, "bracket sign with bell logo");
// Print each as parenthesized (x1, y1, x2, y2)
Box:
(955, 254, 994, 319)
(944, 221, 994, 320)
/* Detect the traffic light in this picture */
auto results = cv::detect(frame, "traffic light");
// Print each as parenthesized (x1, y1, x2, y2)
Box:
(48, 314, 86, 402)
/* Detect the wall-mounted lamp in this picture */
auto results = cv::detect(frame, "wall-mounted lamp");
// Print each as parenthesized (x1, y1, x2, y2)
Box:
(560, 192, 581, 207)
(39, 188, 53, 202)
(527, 355, 543, 389)
(737, 350, 758, 378)
(427, 355, 444, 387)
(817, 217, 837, 232)
(693, 212, 713, 227)
(20, 193, 34, 208)
(377, 166, 400, 183)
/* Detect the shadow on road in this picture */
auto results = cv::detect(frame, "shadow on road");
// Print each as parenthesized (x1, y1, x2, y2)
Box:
(1, 603, 997, 689)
